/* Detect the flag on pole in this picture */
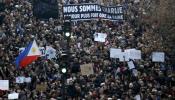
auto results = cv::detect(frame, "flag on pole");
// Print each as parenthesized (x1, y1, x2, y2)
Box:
(15, 40, 41, 68)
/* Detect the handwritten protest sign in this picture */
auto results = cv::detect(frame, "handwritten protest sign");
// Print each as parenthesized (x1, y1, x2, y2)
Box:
(80, 63, 94, 76)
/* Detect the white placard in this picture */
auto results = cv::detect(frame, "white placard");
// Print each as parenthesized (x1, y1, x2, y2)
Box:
(25, 77, 31, 83)
(119, 52, 129, 62)
(16, 76, 25, 83)
(0, 80, 9, 90)
(129, 49, 141, 59)
(77, 42, 81, 48)
(94, 33, 107, 42)
(127, 61, 135, 69)
(152, 52, 165, 62)
(110, 48, 122, 58)
(132, 69, 138, 76)
(134, 94, 141, 100)
(45, 46, 57, 60)
(8, 93, 19, 100)
(125, 49, 141, 60)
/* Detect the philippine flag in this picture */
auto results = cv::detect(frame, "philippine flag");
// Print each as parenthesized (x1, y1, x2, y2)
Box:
(15, 40, 41, 68)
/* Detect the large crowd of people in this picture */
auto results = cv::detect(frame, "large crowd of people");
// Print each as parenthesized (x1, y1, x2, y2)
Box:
(0, 0, 175, 100)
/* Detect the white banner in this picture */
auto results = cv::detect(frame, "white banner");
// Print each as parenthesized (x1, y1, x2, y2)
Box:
(0, 80, 9, 90)
(63, 4, 123, 21)
(94, 33, 107, 42)
(152, 52, 165, 62)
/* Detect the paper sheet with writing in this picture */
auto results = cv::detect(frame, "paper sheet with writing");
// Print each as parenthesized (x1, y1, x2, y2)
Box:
(132, 69, 138, 76)
(80, 63, 94, 76)
(110, 48, 122, 58)
(125, 49, 141, 60)
(8, 93, 19, 99)
(0, 80, 9, 90)
(16, 76, 25, 83)
(152, 52, 165, 62)
(25, 77, 31, 83)
(45, 46, 57, 59)
(134, 94, 141, 100)
(94, 33, 107, 42)
(128, 49, 141, 60)
(127, 61, 135, 69)
(119, 51, 129, 62)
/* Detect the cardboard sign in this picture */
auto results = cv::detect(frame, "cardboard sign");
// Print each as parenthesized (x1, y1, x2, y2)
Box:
(16, 76, 25, 83)
(0, 80, 9, 90)
(152, 52, 165, 62)
(8, 92, 19, 99)
(110, 48, 122, 58)
(80, 64, 94, 76)
(94, 33, 107, 42)
(36, 83, 47, 92)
